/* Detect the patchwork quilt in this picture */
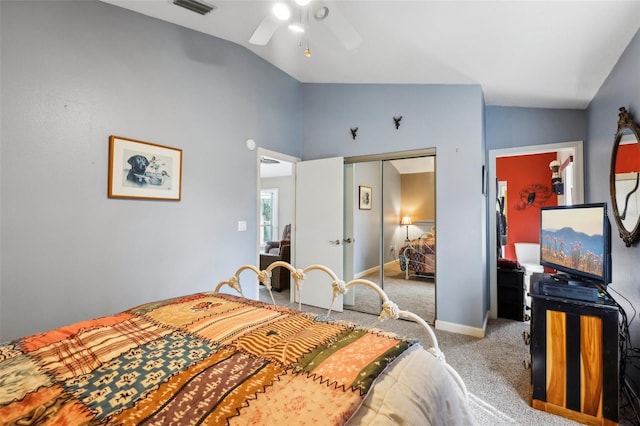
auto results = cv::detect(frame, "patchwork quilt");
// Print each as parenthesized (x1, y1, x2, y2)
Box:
(0, 293, 415, 425)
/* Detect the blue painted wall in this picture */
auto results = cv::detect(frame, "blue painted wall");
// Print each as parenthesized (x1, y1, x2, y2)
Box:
(0, 0, 302, 340)
(302, 84, 487, 332)
(485, 107, 586, 151)
(587, 27, 640, 388)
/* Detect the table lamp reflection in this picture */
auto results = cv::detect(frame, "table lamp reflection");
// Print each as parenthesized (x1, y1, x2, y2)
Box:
(401, 216, 412, 242)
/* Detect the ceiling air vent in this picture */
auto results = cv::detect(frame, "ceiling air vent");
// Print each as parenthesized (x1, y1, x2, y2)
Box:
(173, 0, 214, 16)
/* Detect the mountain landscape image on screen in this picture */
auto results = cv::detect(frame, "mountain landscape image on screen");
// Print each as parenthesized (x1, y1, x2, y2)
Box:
(541, 226, 605, 278)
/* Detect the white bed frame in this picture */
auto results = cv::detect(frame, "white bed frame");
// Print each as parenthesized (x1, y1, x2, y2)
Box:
(214, 260, 468, 399)
(400, 231, 436, 280)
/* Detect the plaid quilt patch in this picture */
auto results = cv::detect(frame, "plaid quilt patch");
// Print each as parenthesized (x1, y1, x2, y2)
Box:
(0, 293, 415, 425)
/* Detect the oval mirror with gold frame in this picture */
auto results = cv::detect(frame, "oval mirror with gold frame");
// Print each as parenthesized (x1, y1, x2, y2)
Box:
(610, 107, 640, 247)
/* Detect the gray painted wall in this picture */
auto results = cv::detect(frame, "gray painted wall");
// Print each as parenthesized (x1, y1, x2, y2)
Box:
(587, 28, 640, 385)
(301, 84, 487, 331)
(1, 1, 302, 340)
(353, 161, 381, 273)
(349, 160, 403, 274)
(351, 160, 403, 274)
(382, 161, 402, 264)
(485, 107, 587, 151)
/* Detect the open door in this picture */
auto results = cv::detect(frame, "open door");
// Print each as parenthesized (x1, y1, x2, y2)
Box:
(295, 157, 344, 311)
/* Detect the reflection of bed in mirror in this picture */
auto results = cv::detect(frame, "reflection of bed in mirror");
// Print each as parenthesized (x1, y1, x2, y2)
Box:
(399, 232, 436, 280)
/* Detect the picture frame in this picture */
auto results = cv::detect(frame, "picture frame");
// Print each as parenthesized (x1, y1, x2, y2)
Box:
(108, 135, 182, 201)
(359, 185, 372, 210)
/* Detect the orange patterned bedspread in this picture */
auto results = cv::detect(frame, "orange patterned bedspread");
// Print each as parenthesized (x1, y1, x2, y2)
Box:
(0, 293, 414, 425)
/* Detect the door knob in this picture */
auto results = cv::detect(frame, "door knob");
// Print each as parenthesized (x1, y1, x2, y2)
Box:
(343, 238, 354, 244)
(330, 239, 341, 245)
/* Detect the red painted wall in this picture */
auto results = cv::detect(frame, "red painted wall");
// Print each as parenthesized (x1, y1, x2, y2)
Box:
(497, 153, 558, 260)
(615, 143, 640, 173)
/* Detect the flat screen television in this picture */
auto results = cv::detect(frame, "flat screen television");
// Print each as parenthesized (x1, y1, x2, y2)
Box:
(539, 203, 612, 285)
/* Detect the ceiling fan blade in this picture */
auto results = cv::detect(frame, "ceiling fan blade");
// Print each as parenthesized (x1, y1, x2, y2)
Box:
(316, 1, 362, 50)
(249, 13, 282, 45)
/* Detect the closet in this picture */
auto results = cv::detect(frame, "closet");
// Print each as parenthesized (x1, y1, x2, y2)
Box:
(343, 150, 436, 324)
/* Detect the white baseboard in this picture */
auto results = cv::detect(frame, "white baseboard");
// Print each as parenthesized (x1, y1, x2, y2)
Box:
(435, 312, 488, 338)
(354, 260, 396, 279)
(355, 264, 489, 339)
(354, 267, 377, 279)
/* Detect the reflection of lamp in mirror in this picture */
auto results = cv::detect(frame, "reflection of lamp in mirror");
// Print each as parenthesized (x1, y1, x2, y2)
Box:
(400, 216, 412, 242)
(549, 160, 564, 195)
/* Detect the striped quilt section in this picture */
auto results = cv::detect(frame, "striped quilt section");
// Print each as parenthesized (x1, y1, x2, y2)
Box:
(0, 292, 415, 425)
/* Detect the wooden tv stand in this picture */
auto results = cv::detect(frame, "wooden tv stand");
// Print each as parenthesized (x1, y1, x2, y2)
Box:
(529, 273, 619, 425)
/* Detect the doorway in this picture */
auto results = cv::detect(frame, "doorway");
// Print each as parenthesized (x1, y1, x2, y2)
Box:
(488, 141, 584, 318)
(257, 148, 298, 304)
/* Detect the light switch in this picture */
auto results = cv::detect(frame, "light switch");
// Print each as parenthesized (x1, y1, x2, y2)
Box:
(238, 221, 247, 231)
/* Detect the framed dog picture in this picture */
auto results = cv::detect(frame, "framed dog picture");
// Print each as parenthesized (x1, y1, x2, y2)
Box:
(108, 135, 182, 200)
(359, 185, 372, 210)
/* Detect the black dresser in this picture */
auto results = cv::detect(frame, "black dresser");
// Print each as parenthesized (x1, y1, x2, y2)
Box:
(497, 267, 526, 321)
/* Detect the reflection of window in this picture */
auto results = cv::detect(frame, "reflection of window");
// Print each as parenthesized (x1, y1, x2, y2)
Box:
(260, 189, 278, 248)
(563, 162, 574, 205)
(616, 173, 640, 230)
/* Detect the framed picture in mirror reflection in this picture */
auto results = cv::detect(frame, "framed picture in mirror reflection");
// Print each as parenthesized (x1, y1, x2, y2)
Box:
(359, 186, 372, 210)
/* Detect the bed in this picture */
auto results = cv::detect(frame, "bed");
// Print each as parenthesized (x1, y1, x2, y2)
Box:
(399, 232, 436, 279)
(0, 261, 474, 425)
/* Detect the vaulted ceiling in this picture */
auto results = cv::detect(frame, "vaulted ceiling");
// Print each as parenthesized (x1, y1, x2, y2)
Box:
(102, 0, 640, 109)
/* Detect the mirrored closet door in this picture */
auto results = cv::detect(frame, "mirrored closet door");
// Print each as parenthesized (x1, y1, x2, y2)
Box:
(343, 151, 436, 324)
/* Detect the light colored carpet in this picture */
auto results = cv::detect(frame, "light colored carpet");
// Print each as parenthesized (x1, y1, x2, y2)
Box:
(349, 262, 435, 324)
(259, 287, 587, 425)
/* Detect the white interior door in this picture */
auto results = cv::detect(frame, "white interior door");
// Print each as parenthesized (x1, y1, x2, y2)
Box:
(295, 157, 344, 311)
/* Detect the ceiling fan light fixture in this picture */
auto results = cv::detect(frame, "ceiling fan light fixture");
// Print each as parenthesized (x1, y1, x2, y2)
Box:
(272, 3, 291, 21)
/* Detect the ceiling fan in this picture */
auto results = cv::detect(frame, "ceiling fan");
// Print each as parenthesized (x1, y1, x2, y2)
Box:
(249, 0, 362, 51)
